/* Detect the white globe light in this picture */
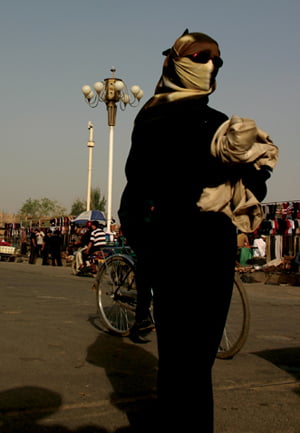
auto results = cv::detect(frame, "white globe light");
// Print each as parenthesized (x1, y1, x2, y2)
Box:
(114, 80, 124, 91)
(131, 85, 141, 96)
(87, 90, 94, 100)
(82, 85, 92, 97)
(136, 89, 144, 100)
(93, 81, 104, 94)
(122, 94, 130, 104)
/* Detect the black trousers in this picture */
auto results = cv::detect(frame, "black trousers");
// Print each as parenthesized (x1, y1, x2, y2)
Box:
(139, 212, 237, 432)
(29, 246, 37, 264)
(51, 251, 62, 266)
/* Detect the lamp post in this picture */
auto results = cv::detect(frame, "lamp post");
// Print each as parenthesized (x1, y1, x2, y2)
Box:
(81, 67, 143, 233)
(86, 121, 94, 211)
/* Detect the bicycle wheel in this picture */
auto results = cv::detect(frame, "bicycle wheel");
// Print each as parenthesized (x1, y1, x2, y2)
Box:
(95, 254, 137, 335)
(217, 273, 250, 359)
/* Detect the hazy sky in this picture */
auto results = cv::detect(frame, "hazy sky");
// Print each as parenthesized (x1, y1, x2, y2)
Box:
(1, 0, 299, 220)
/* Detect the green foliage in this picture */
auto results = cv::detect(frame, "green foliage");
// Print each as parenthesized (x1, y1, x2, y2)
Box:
(18, 197, 66, 218)
(70, 199, 86, 216)
(70, 187, 106, 215)
(18, 187, 106, 219)
(90, 187, 106, 211)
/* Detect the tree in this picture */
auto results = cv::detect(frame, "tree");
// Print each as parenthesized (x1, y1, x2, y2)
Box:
(70, 187, 106, 215)
(18, 197, 66, 219)
(90, 187, 106, 211)
(70, 199, 86, 216)
(18, 198, 40, 219)
(39, 198, 66, 216)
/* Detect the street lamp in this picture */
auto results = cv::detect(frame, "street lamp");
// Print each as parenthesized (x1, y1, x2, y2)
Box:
(81, 67, 143, 233)
(86, 121, 94, 212)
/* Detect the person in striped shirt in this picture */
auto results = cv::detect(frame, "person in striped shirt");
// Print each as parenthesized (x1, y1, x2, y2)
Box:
(85, 221, 106, 255)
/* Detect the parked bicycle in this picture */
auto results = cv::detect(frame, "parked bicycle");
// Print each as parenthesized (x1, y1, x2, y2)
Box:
(94, 253, 250, 359)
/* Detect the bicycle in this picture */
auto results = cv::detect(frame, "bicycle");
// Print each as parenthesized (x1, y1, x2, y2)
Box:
(72, 250, 106, 276)
(217, 272, 250, 359)
(71, 245, 133, 277)
(94, 253, 250, 359)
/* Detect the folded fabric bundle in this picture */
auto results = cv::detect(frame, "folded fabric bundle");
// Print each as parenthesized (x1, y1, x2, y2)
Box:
(197, 115, 279, 232)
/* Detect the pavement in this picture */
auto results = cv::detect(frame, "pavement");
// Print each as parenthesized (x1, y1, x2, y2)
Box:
(0, 260, 299, 432)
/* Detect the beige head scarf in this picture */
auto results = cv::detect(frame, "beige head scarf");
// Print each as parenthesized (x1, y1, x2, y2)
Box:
(145, 30, 222, 108)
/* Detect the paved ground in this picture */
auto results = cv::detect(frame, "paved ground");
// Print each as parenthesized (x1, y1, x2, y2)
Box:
(0, 261, 299, 432)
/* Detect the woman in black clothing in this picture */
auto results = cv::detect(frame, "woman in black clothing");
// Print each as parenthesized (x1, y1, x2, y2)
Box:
(119, 30, 274, 432)
(49, 230, 63, 266)
(28, 228, 38, 264)
(41, 231, 52, 265)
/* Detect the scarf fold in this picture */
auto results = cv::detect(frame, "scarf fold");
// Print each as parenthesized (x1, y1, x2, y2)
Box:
(211, 115, 278, 170)
(197, 116, 279, 233)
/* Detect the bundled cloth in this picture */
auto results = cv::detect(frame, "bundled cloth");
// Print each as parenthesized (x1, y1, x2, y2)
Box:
(197, 115, 279, 232)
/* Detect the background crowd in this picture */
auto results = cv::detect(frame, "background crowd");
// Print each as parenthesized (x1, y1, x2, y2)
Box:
(27, 227, 63, 266)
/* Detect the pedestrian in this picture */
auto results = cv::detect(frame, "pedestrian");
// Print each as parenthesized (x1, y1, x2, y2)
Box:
(41, 230, 52, 265)
(29, 228, 38, 264)
(74, 222, 93, 272)
(84, 221, 106, 261)
(36, 229, 45, 257)
(49, 230, 63, 266)
(253, 234, 267, 257)
(20, 227, 27, 255)
(118, 30, 277, 432)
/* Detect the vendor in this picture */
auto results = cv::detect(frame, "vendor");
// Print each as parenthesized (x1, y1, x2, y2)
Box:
(237, 231, 252, 266)
(237, 232, 249, 247)
(253, 234, 266, 257)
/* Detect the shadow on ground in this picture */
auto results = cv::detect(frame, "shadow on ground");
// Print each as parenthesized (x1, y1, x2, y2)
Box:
(0, 386, 109, 433)
(253, 346, 300, 396)
(0, 332, 158, 432)
(86, 332, 158, 432)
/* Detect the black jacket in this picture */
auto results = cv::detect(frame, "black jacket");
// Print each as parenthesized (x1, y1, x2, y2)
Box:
(119, 97, 269, 248)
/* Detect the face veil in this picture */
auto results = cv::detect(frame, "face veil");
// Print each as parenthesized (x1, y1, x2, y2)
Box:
(145, 30, 223, 108)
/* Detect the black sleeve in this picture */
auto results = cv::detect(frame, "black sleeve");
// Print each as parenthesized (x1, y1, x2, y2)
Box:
(241, 165, 272, 202)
